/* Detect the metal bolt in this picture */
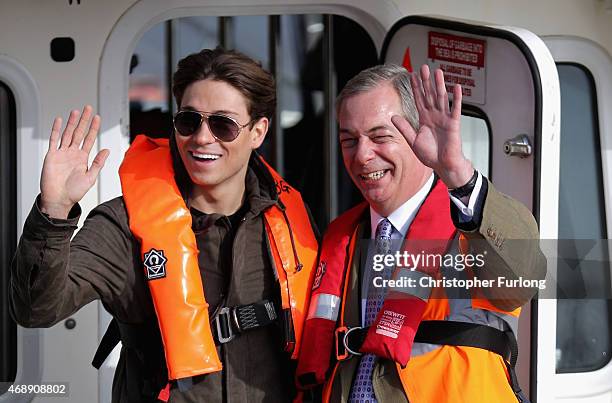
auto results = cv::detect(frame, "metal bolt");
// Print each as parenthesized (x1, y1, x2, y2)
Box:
(64, 318, 76, 330)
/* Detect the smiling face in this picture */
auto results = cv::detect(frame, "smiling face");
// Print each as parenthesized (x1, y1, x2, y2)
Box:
(175, 79, 267, 199)
(338, 82, 431, 216)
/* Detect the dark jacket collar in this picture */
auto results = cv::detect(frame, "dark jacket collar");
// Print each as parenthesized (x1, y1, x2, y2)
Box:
(246, 152, 280, 215)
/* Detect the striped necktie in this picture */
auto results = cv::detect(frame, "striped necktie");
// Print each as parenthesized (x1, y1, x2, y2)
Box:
(349, 218, 393, 403)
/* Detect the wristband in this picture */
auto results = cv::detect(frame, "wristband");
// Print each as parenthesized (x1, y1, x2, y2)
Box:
(449, 169, 478, 198)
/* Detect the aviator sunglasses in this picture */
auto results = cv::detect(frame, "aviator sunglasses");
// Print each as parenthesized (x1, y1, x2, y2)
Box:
(173, 110, 254, 142)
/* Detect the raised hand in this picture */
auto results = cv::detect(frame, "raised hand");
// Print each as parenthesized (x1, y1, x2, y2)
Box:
(40, 105, 110, 219)
(391, 64, 473, 189)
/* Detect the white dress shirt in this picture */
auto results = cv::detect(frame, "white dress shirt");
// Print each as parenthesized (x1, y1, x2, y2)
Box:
(360, 172, 483, 325)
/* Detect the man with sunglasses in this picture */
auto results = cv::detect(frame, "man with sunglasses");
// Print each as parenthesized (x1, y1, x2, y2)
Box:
(10, 48, 319, 403)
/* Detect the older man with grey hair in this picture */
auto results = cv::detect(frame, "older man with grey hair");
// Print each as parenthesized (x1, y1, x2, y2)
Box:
(296, 63, 544, 403)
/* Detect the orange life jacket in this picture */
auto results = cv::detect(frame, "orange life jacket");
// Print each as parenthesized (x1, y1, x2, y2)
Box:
(119, 135, 318, 381)
(296, 179, 521, 402)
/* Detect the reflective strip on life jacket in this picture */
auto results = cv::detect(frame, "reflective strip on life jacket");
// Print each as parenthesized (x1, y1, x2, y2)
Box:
(407, 235, 521, 361)
(307, 293, 341, 321)
(390, 268, 433, 302)
(295, 202, 367, 386)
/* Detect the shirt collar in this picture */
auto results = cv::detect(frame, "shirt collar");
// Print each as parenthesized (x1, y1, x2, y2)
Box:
(369, 173, 435, 239)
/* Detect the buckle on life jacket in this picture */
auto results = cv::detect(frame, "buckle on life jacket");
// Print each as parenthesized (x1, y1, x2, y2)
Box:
(335, 326, 364, 361)
(213, 307, 236, 344)
(212, 300, 279, 344)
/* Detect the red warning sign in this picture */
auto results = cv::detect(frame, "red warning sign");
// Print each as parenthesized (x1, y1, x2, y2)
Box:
(428, 32, 485, 68)
(427, 31, 487, 104)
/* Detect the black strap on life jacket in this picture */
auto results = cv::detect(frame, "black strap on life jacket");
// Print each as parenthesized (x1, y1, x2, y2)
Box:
(92, 319, 166, 403)
(211, 299, 279, 344)
(338, 320, 530, 403)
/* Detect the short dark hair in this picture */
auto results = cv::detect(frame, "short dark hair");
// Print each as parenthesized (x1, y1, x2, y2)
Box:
(169, 47, 276, 199)
(172, 47, 276, 120)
